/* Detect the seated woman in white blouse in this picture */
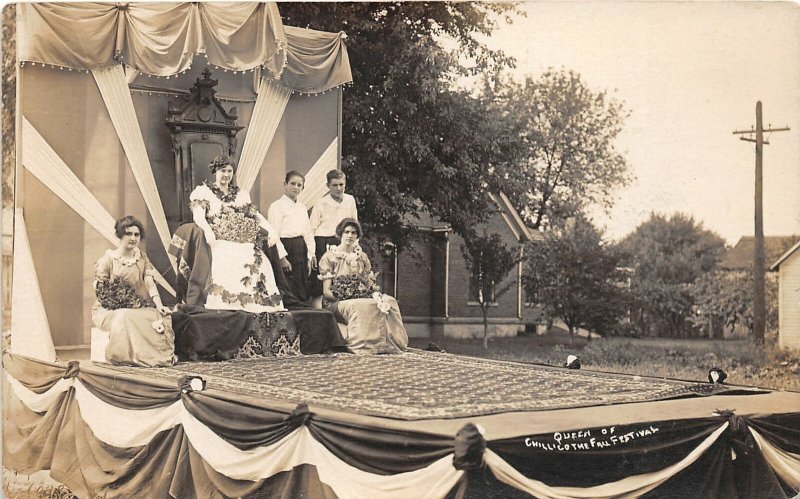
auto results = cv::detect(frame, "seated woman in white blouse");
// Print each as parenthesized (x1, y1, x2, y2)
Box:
(318, 218, 408, 355)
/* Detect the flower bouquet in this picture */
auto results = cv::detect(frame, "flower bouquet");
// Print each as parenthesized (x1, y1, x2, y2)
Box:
(331, 271, 380, 301)
(95, 278, 147, 310)
(210, 205, 259, 244)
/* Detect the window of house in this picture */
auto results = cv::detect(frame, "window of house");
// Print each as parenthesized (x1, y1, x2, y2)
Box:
(380, 242, 397, 297)
(468, 275, 497, 306)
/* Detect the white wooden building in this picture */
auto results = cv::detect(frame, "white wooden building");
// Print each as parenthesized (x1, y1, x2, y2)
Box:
(770, 241, 800, 349)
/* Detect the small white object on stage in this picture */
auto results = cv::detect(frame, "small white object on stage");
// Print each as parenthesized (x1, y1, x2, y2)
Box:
(91, 328, 110, 363)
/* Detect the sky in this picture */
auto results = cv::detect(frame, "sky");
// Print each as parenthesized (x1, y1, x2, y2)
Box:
(482, 1, 800, 244)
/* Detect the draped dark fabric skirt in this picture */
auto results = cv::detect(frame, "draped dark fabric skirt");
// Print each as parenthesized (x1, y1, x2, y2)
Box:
(172, 305, 349, 361)
(281, 236, 309, 302)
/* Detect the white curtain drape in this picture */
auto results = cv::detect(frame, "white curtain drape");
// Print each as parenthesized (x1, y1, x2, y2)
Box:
(91, 66, 175, 273)
(297, 138, 338, 209)
(23, 118, 118, 243)
(750, 427, 800, 489)
(22, 117, 176, 296)
(236, 78, 292, 193)
(9, 210, 56, 362)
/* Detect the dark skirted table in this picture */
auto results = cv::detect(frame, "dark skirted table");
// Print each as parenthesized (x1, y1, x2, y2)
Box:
(169, 224, 347, 360)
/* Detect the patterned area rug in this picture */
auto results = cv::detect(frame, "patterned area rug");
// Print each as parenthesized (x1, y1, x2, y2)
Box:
(103, 350, 761, 420)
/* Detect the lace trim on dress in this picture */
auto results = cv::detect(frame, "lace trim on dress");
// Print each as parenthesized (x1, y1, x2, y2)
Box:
(111, 248, 141, 267)
(327, 244, 365, 268)
(204, 179, 240, 203)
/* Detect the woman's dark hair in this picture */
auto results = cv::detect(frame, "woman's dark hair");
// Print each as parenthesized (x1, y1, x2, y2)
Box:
(335, 218, 362, 239)
(209, 155, 237, 173)
(284, 170, 305, 184)
(115, 215, 145, 239)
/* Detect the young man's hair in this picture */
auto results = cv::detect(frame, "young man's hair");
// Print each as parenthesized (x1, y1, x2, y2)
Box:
(326, 169, 346, 184)
(284, 170, 305, 184)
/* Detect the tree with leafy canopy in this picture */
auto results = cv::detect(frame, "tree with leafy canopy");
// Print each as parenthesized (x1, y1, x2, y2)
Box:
(488, 69, 631, 230)
(524, 217, 629, 345)
(279, 3, 520, 247)
(2, 4, 16, 209)
(691, 270, 779, 338)
(460, 231, 520, 349)
(620, 212, 726, 338)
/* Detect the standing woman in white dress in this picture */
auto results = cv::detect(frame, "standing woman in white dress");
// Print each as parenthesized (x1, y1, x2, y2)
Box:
(267, 171, 316, 302)
(189, 156, 285, 313)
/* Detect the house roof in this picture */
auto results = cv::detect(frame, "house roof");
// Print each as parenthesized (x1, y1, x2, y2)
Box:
(489, 192, 543, 243)
(721, 236, 800, 271)
(405, 210, 451, 232)
(405, 193, 543, 242)
(770, 240, 800, 271)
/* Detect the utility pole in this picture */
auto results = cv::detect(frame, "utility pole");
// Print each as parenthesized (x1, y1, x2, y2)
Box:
(732, 101, 789, 346)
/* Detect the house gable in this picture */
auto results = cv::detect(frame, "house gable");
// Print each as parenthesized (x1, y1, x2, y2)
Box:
(722, 235, 800, 271)
(395, 193, 538, 338)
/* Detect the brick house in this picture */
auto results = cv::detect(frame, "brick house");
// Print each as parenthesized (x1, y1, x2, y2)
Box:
(381, 193, 540, 339)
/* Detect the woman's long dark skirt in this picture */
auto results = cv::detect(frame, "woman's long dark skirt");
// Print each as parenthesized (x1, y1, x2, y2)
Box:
(281, 236, 309, 302)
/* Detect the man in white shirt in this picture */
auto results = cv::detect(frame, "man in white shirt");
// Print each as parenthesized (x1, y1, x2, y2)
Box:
(308, 169, 359, 302)
(268, 171, 316, 302)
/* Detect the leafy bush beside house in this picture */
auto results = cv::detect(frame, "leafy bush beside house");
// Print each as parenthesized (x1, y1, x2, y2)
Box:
(620, 212, 726, 338)
(524, 217, 630, 344)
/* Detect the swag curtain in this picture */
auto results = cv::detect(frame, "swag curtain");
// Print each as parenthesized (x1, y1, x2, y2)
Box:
(18, 2, 352, 94)
(19, 2, 286, 76)
(5, 353, 799, 499)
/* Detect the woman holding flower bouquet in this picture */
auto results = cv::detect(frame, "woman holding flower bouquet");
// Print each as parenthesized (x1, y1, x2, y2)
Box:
(92, 216, 175, 367)
(319, 218, 408, 354)
(189, 156, 285, 313)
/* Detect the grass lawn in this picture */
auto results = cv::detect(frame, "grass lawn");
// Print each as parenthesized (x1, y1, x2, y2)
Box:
(409, 333, 800, 392)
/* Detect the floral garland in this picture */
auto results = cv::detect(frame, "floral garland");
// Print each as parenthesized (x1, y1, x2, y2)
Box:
(204, 179, 240, 203)
(95, 278, 149, 310)
(204, 198, 280, 307)
(207, 282, 283, 308)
